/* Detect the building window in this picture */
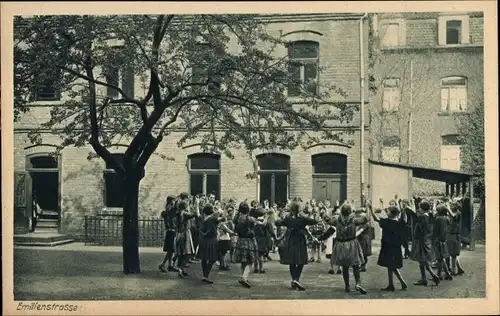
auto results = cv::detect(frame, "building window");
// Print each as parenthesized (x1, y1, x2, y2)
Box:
(287, 40, 319, 97)
(441, 76, 467, 112)
(257, 153, 290, 207)
(438, 15, 469, 45)
(312, 153, 347, 174)
(35, 70, 61, 101)
(103, 154, 125, 208)
(382, 78, 401, 111)
(379, 19, 406, 47)
(381, 136, 400, 163)
(441, 135, 461, 171)
(191, 43, 222, 94)
(188, 153, 221, 200)
(446, 20, 462, 44)
(105, 48, 135, 99)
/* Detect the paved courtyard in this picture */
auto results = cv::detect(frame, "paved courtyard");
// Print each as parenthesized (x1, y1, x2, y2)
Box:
(13, 243, 485, 300)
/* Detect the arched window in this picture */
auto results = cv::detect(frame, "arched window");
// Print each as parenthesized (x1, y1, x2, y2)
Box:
(311, 153, 347, 204)
(188, 153, 221, 200)
(257, 153, 290, 207)
(103, 153, 125, 208)
(441, 76, 467, 112)
(29, 156, 58, 169)
(287, 40, 319, 97)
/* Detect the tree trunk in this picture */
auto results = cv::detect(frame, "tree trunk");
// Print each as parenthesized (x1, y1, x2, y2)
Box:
(122, 175, 141, 274)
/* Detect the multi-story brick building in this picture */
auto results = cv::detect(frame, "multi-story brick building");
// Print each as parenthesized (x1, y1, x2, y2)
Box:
(369, 12, 484, 194)
(14, 13, 372, 238)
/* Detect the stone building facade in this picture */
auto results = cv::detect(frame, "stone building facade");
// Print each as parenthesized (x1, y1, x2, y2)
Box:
(14, 14, 371, 238)
(369, 12, 484, 194)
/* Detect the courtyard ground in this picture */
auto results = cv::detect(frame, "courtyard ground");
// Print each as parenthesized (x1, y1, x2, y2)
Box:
(13, 242, 485, 300)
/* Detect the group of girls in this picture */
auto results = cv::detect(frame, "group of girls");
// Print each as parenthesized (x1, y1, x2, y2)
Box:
(158, 192, 466, 294)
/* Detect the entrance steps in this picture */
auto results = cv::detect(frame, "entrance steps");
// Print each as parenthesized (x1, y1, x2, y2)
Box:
(36, 218, 59, 233)
(14, 232, 74, 247)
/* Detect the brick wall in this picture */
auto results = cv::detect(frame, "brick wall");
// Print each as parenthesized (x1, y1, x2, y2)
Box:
(372, 12, 483, 195)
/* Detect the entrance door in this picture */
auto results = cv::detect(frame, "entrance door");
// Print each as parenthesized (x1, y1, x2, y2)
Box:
(312, 175, 346, 205)
(14, 171, 32, 234)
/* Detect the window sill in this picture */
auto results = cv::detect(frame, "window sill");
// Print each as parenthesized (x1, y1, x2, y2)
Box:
(438, 111, 470, 116)
(98, 208, 124, 216)
(380, 43, 483, 51)
(28, 100, 64, 106)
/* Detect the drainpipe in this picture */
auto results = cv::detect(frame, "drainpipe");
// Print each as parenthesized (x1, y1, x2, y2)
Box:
(359, 13, 368, 206)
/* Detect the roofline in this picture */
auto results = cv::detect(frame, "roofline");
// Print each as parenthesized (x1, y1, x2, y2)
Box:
(368, 159, 477, 178)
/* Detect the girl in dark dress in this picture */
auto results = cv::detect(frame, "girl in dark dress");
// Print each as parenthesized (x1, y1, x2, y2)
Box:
(369, 201, 408, 291)
(355, 207, 372, 272)
(275, 201, 318, 291)
(408, 199, 440, 286)
(319, 203, 368, 294)
(233, 202, 268, 288)
(198, 204, 226, 284)
(433, 204, 453, 281)
(174, 198, 201, 278)
(250, 201, 273, 273)
(159, 195, 179, 273)
(446, 201, 465, 275)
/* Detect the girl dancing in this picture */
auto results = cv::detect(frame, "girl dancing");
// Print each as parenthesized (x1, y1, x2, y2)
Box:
(275, 201, 319, 291)
(368, 200, 408, 291)
(198, 204, 226, 284)
(446, 200, 465, 275)
(174, 197, 201, 278)
(320, 202, 368, 294)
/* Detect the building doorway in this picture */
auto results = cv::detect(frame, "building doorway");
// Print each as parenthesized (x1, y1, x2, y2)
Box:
(257, 153, 290, 208)
(26, 154, 61, 233)
(311, 153, 347, 205)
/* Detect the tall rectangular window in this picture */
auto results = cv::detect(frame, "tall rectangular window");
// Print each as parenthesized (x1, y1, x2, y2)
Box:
(441, 77, 467, 112)
(105, 48, 135, 99)
(382, 78, 401, 111)
(257, 153, 290, 207)
(446, 20, 462, 44)
(188, 153, 221, 200)
(381, 23, 400, 47)
(35, 70, 61, 101)
(191, 43, 222, 94)
(103, 154, 125, 208)
(381, 136, 400, 163)
(441, 135, 461, 171)
(287, 41, 319, 97)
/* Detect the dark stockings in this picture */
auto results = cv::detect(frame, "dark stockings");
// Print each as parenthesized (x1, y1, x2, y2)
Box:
(201, 260, 215, 278)
(289, 264, 304, 281)
(342, 265, 350, 288)
(437, 259, 452, 278)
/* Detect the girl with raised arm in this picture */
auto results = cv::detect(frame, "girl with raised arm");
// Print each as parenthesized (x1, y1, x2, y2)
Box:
(174, 197, 201, 278)
(198, 204, 226, 284)
(233, 202, 268, 288)
(369, 200, 408, 291)
(275, 201, 318, 291)
(433, 204, 453, 281)
(408, 199, 440, 286)
(446, 200, 465, 275)
(319, 202, 367, 294)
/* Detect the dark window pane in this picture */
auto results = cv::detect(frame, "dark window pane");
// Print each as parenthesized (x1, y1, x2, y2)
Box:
(446, 20, 461, 44)
(30, 156, 58, 169)
(287, 63, 301, 97)
(382, 136, 400, 147)
(122, 65, 135, 99)
(441, 77, 467, 86)
(189, 154, 220, 170)
(257, 154, 290, 170)
(105, 154, 126, 170)
(304, 62, 318, 95)
(259, 173, 272, 204)
(106, 65, 120, 98)
(104, 172, 124, 207)
(312, 153, 347, 174)
(206, 174, 220, 201)
(189, 174, 204, 196)
(274, 173, 288, 208)
(288, 41, 319, 59)
(442, 134, 461, 145)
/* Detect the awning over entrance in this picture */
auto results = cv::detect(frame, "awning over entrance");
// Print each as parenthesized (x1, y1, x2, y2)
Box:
(368, 159, 478, 250)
